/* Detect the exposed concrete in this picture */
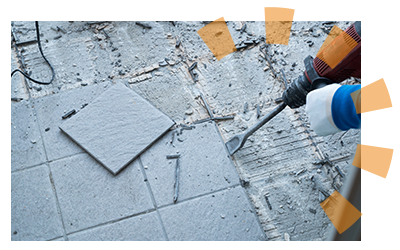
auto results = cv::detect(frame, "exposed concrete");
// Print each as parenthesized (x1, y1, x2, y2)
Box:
(11, 21, 360, 241)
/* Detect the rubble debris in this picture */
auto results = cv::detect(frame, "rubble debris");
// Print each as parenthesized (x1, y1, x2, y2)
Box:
(264, 195, 272, 210)
(188, 62, 198, 82)
(175, 36, 181, 48)
(236, 44, 247, 50)
(312, 175, 330, 200)
(54, 35, 62, 40)
(62, 109, 76, 119)
(45, 127, 50, 132)
(295, 168, 306, 176)
(240, 23, 247, 34)
(280, 69, 289, 90)
(180, 123, 195, 130)
(102, 29, 110, 39)
(199, 92, 214, 119)
(166, 154, 181, 159)
(335, 165, 345, 178)
(243, 102, 248, 113)
(309, 208, 317, 214)
(259, 45, 277, 78)
(166, 154, 181, 203)
(256, 104, 261, 119)
(135, 21, 152, 29)
(166, 58, 175, 66)
(15, 39, 37, 46)
(240, 178, 250, 187)
(213, 116, 234, 121)
(284, 233, 290, 241)
(158, 60, 167, 67)
(11, 97, 23, 102)
(313, 158, 334, 168)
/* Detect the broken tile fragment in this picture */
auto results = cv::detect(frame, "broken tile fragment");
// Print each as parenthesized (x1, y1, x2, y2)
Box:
(59, 82, 175, 175)
(144, 66, 153, 73)
(128, 77, 138, 84)
(138, 74, 147, 82)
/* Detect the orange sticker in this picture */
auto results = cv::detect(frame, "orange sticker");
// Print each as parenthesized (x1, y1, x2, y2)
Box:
(197, 17, 237, 60)
(320, 191, 362, 234)
(351, 78, 392, 114)
(264, 7, 295, 45)
(317, 25, 343, 55)
(316, 30, 358, 69)
(353, 144, 393, 178)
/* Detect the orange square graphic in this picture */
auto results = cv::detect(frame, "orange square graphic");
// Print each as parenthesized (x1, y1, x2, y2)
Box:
(264, 7, 294, 45)
(320, 191, 362, 234)
(197, 17, 237, 61)
(316, 30, 358, 69)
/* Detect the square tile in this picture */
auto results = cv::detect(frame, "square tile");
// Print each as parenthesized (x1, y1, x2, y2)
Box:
(68, 212, 165, 241)
(49, 153, 154, 234)
(11, 164, 64, 241)
(159, 186, 266, 241)
(59, 82, 175, 175)
(11, 100, 47, 171)
(140, 121, 240, 207)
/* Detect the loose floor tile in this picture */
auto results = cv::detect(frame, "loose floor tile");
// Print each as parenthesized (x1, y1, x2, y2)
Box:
(49, 153, 154, 234)
(59, 82, 175, 175)
(68, 212, 165, 241)
(11, 164, 64, 241)
(140, 121, 240, 207)
(159, 186, 266, 241)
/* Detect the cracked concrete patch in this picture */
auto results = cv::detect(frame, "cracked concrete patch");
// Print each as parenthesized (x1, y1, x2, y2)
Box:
(59, 82, 175, 175)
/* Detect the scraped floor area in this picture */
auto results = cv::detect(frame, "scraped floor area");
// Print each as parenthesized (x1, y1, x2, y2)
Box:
(11, 21, 360, 241)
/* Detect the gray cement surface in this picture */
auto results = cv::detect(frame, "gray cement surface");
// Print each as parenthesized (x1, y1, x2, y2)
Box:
(11, 21, 360, 241)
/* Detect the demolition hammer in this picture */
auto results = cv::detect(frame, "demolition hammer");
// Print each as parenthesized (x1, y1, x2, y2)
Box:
(226, 21, 361, 155)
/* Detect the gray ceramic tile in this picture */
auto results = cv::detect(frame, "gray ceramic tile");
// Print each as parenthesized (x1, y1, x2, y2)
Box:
(11, 100, 47, 171)
(49, 153, 154, 234)
(11, 164, 64, 241)
(59, 82, 175, 175)
(140, 121, 240, 207)
(68, 212, 165, 241)
(159, 186, 266, 241)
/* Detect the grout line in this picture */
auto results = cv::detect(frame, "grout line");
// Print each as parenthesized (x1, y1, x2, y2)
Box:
(137, 156, 169, 241)
(156, 183, 241, 210)
(32, 103, 69, 241)
(47, 167, 69, 241)
(11, 152, 87, 174)
(66, 208, 157, 237)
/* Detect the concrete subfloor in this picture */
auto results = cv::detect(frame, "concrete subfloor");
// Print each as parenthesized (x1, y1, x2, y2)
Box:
(11, 21, 360, 241)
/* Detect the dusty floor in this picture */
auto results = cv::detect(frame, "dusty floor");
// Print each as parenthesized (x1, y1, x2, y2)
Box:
(11, 21, 360, 240)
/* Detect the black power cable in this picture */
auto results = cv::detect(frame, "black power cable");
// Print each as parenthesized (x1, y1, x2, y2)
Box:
(11, 21, 55, 85)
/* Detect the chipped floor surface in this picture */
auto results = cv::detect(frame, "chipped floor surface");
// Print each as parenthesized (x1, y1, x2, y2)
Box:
(11, 21, 360, 241)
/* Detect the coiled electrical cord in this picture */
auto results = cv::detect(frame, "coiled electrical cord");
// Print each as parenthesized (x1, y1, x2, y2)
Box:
(11, 21, 55, 85)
